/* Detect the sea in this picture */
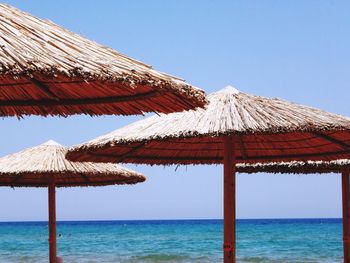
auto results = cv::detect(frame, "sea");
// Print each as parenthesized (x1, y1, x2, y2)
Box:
(0, 218, 343, 263)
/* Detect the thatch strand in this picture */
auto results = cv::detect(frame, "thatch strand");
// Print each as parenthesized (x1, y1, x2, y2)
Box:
(0, 4, 206, 116)
(0, 140, 145, 187)
(67, 86, 350, 165)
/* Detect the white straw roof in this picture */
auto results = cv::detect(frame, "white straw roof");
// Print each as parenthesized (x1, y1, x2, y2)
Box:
(67, 86, 350, 165)
(0, 140, 146, 187)
(0, 4, 206, 116)
(237, 159, 350, 174)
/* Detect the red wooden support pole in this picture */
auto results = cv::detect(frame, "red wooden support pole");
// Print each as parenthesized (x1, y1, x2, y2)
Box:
(342, 170, 350, 263)
(223, 137, 236, 263)
(48, 175, 57, 263)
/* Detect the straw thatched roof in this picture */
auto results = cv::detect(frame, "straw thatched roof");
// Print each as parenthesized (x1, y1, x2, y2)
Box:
(0, 140, 145, 187)
(0, 4, 206, 117)
(67, 86, 350, 165)
(236, 159, 350, 174)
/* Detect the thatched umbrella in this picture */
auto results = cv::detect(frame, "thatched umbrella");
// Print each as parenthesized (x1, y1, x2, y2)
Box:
(236, 159, 350, 262)
(0, 140, 145, 263)
(0, 4, 206, 117)
(67, 86, 350, 263)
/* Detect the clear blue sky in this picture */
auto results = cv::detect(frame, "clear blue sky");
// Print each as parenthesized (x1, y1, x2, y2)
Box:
(0, 0, 349, 221)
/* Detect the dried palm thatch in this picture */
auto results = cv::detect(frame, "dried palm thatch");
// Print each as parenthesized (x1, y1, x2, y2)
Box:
(67, 86, 350, 165)
(0, 140, 145, 187)
(0, 4, 206, 117)
(236, 159, 350, 174)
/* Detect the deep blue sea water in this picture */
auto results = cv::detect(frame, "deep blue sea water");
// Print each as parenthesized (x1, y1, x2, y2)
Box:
(0, 218, 343, 262)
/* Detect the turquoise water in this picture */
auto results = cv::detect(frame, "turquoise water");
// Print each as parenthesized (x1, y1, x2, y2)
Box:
(0, 219, 343, 262)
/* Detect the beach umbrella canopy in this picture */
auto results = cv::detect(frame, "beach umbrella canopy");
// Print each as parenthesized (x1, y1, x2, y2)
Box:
(0, 4, 206, 117)
(0, 140, 145, 263)
(67, 86, 350, 263)
(67, 86, 350, 164)
(0, 139, 145, 186)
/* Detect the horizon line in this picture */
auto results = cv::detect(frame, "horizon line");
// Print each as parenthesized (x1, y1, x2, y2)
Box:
(0, 217, 342, 223)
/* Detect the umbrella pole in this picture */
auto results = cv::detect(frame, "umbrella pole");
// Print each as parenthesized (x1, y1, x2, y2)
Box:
(48, 175, 57, 263)
(223, 137, 236, 263)
(342, 170, 350, 263)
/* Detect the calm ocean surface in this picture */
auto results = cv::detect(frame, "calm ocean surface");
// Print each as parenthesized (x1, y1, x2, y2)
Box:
(0, 218, 343, 263)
